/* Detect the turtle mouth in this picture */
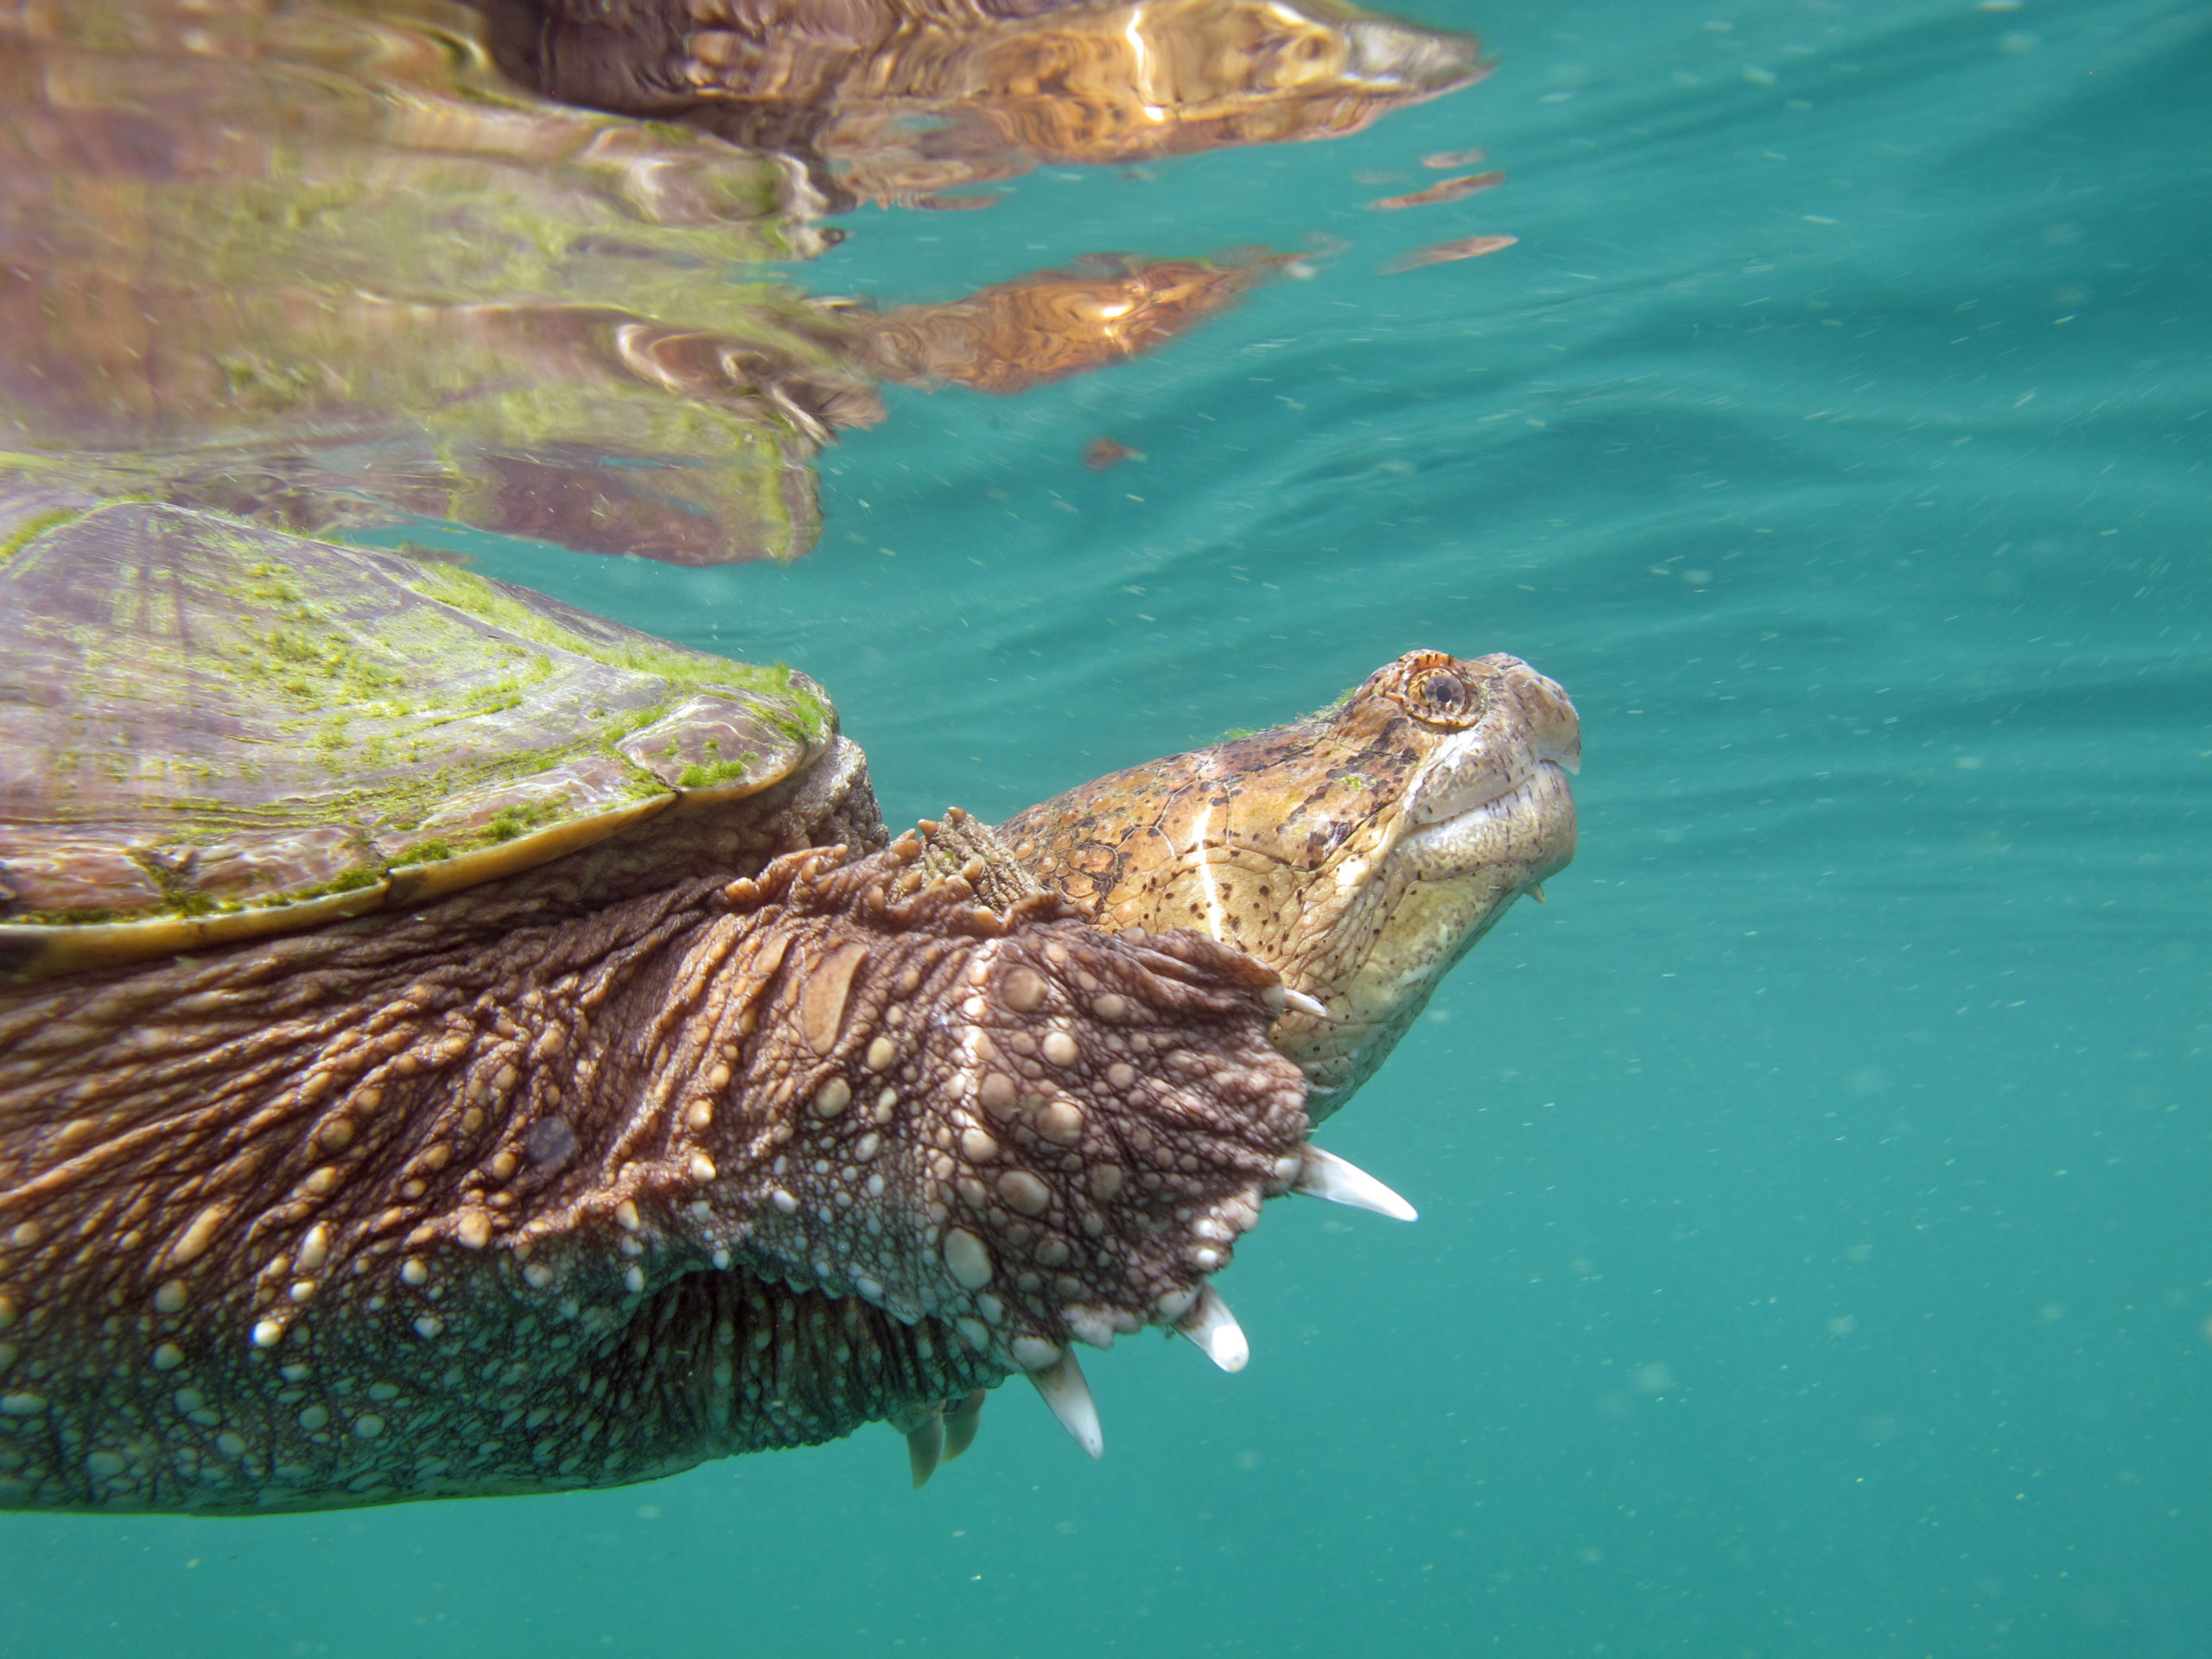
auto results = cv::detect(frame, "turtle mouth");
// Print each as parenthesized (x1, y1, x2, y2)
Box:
(1409, 756, 1548, 828)
(1397, 759, 1578, 882)
(1405, 707, 1581, 829)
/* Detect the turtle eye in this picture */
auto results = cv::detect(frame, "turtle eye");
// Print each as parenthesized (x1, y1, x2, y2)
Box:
(1400, 667, 1481, 726)
(1376, 652, 1484, 726)
(1416, 671, 1467, 713)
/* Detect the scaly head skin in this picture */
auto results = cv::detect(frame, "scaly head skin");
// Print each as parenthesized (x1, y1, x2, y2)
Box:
(1001, 651, 1580, 1115)
(0, 827, 1306, 1510)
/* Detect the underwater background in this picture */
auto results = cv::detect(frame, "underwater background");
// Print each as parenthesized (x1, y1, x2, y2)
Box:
(3, 0, 2208, 1653)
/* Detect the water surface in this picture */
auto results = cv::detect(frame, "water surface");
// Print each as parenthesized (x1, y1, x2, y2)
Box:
(3, 0, 2207, 1655)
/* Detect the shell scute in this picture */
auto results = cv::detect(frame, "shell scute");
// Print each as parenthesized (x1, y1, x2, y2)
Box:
(0, 499, 834, 978)
(0, 835, 166, 917)
(615, 694, 793, 796)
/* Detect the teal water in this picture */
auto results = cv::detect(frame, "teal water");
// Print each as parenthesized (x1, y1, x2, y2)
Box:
(5, 0, 2209, 1653)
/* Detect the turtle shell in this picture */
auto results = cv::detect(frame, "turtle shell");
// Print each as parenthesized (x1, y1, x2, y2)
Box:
(0, 494, 834, 980)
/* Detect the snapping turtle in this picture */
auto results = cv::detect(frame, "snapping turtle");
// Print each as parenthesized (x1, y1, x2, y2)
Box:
(0, 498, 1577, 1512)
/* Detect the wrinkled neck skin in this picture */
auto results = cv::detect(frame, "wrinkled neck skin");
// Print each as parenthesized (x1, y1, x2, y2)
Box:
(0, 774, 1306, 1511)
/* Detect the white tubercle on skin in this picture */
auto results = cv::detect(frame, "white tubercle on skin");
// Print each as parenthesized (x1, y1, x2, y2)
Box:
(1009, 1334, 1059, 1372)
(1293, 1145, 1419, 1222)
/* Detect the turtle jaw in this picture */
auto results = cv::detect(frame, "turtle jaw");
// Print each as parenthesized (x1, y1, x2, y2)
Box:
(1266, 658, 1580, 1109)
(1398, 759, 1580, 886)
(1273, 758, 1577, 1112)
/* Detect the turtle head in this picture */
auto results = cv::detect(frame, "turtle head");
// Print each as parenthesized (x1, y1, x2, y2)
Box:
(1000, 651, 1579, 1116)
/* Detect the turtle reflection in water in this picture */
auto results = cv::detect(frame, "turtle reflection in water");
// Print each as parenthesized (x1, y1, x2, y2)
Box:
(0, 0, 1482, 566)
(0, 497, 1578, 1510)
(481, 0, 1484, 207)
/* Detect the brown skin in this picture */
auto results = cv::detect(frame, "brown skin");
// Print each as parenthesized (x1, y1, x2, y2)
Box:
(0, 809, 1304, 1510)
(1002, 650, 1581, 1109)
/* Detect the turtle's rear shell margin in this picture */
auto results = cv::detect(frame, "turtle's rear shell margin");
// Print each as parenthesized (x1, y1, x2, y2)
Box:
(0, 496, 832, 980)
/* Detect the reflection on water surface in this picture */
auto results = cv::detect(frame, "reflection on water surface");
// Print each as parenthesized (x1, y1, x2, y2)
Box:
(0, 0, 1478, 563)
(484, 0, 1478, 203)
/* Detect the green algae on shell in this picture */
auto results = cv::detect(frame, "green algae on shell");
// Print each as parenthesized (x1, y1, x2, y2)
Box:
(0, 496, 832, 979)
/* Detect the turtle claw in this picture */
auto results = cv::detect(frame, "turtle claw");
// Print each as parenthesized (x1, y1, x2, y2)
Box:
(1283, 988, 1330, 1018)
(943, 1390, 985, 1463)
(1028, 1349, 1104, 1459)
(905, 1407, 946, 1488)
(1174, 1284, 1250, 1373)
(1294, 1145, 1419, 1222)
(904, 1389, 987, 1485)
